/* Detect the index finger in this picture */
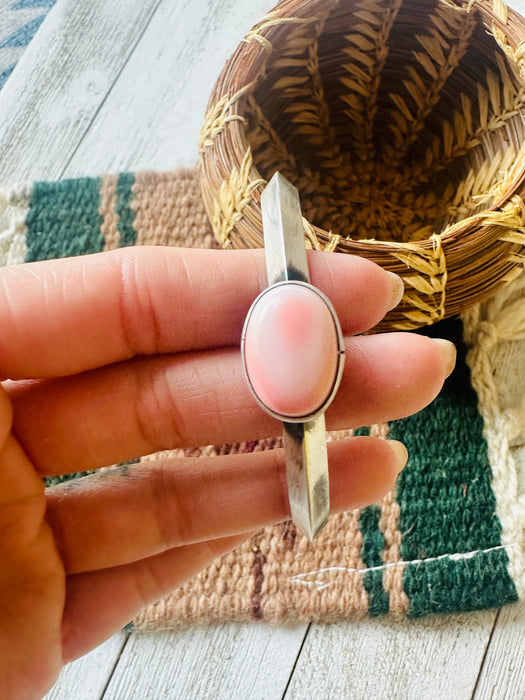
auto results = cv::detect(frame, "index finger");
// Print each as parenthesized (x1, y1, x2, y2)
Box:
(0, 247, 402, 379)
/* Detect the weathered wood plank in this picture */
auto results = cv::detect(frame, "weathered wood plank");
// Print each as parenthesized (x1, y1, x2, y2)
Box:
(0, 0, 161, 184)
(473, 602, 525, 700)
(284, 612, 498, 700)
(43, 631, 128, 700)
(102, 625, 308, 700)
(65, 0, 277, 175)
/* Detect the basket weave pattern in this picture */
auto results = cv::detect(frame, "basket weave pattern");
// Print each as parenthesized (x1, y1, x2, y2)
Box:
(200, 0, 525, 331)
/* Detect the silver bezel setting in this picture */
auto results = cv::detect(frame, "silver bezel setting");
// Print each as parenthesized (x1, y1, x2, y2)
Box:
(241, 280, 345, 424)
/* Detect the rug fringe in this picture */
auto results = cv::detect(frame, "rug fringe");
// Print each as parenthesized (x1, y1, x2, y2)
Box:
(464, 275, 525, 597)
(0, 183, 31, 266)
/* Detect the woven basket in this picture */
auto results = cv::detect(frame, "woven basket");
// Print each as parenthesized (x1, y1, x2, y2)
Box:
(199, 0, 525, 331)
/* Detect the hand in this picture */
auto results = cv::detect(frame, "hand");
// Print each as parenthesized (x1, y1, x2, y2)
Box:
(0, 247, 455, 699)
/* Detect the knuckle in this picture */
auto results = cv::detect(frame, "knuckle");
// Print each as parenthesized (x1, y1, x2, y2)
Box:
(132, 556, 168, 608)
(149, 460, 193, 547)
(130, 359, 187, 453)
(115, 250, 165, 357)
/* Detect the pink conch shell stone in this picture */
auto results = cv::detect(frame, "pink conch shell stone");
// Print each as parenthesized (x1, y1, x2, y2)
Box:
(244, 284, 339, 418)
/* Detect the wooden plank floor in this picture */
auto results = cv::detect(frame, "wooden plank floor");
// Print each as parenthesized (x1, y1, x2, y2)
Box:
(0, 0, 523, 697)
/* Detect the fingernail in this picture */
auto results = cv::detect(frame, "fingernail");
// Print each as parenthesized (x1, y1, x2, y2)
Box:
(432, 338, 457, 378)
(386, 271, 404, 310)
(388, 439, 409, 473)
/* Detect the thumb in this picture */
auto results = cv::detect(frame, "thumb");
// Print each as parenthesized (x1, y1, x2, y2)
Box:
(0, 383, 43, 509)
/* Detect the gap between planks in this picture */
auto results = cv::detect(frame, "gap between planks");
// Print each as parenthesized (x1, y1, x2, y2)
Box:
(99, 632, 133, 700)
(281, 622, 312, 700)
(472, 601, 525, 700)
(0, 0, 162, 183)
(471, 608, 502, 699)
(61, 0, 165, 181)
(100, 624, 309, 699)
(283, 611, 500, 700)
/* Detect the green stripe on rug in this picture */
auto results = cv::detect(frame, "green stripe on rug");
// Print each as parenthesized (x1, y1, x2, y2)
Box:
(359, 505, 390, 615)
(25, 178, 105, 261)
(389, 319, 518, 616)
(115, 172, 137, 247)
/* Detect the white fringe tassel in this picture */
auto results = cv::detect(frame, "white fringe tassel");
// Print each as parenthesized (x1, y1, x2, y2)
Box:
(463, 273, 525, 597)
(0, 183, 32, 266)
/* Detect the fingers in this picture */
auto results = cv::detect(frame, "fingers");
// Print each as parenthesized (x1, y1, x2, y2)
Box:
(61, 532, 252, 662)
(335, 333, 456, 427)
(0, 247, 400, 379)
(45, 437, 406, 576)
(9, 333, 454, 475)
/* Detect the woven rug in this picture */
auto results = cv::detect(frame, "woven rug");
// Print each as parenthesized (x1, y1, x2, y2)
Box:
(0, 167, 523, 626)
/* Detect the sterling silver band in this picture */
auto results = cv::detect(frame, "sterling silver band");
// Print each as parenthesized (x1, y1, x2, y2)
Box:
(242, 172, 345, 540)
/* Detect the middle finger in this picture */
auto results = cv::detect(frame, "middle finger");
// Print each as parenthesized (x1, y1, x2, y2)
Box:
(7, 332, 453, 476)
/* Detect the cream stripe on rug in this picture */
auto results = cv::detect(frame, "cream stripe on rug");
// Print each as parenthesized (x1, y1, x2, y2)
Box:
(0, 183, 31, 265)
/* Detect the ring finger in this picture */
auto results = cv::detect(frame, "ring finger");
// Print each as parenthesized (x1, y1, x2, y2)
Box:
(7, 332, 454, 476)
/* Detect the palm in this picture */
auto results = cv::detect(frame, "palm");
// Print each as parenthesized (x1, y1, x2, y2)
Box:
(0, 248, 452, 699)
(0, 432, 65, 699)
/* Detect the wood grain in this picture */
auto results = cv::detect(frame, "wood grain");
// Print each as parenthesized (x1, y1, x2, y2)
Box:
(65, 0, 278, 174)
(103, 625, 308, 700)
(473, 601, 525, 700)
(285, 613, 498, 700)
(0, 0, 161, 184)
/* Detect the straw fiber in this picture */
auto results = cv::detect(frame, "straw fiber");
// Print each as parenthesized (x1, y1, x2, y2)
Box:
(200, 0, 525, 331)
